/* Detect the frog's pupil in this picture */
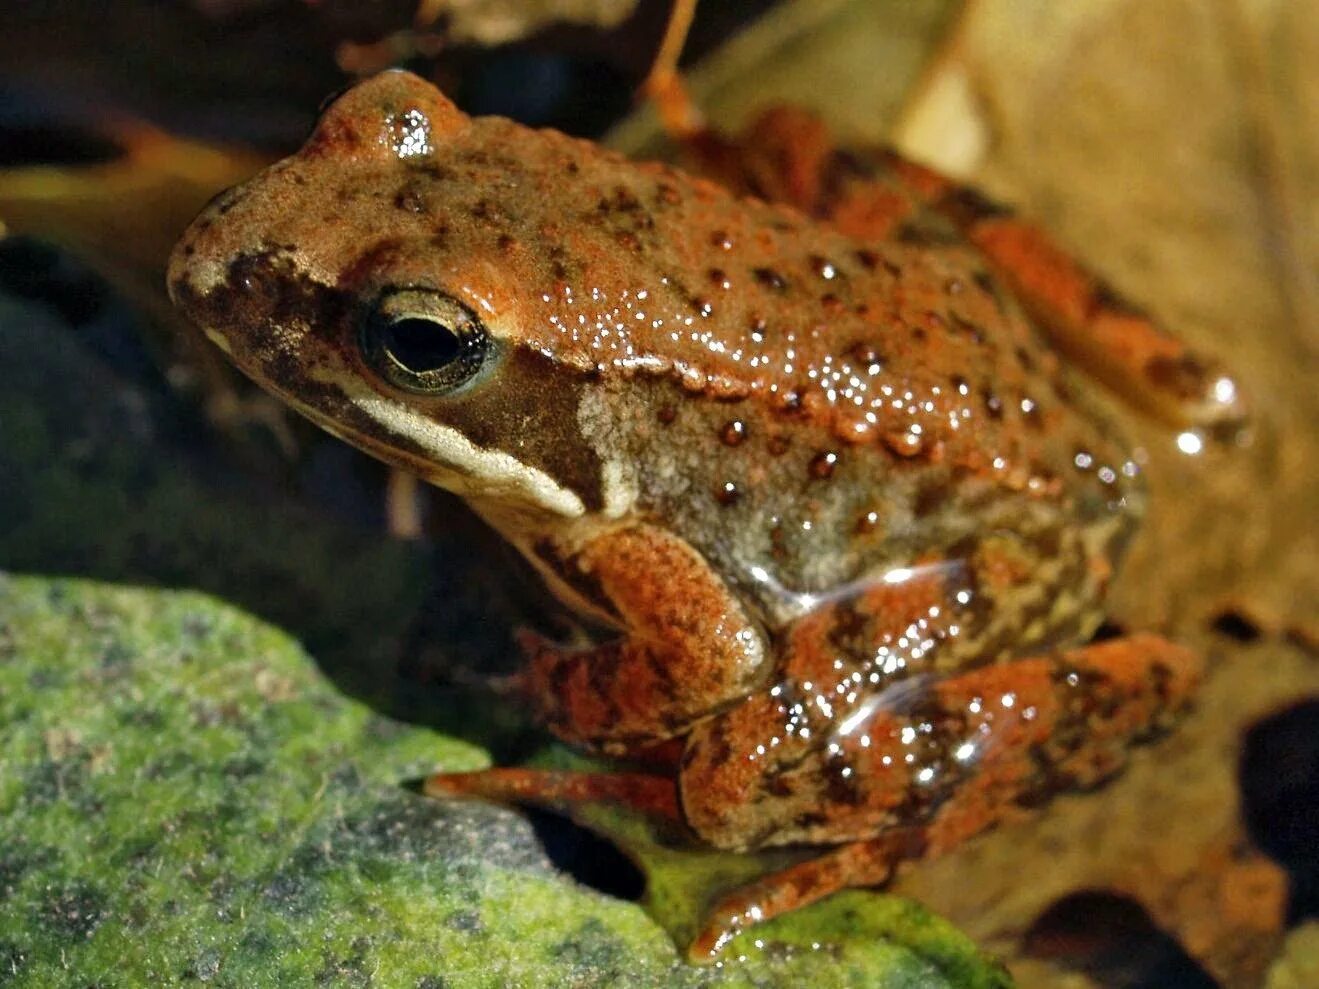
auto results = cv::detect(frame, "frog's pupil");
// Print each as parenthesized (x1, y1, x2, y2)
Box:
(386, 316, 461, 372)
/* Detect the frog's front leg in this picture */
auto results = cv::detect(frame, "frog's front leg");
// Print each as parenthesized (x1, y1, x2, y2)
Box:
(522, 524, 769, 749)
(681, 633, 1202, 961)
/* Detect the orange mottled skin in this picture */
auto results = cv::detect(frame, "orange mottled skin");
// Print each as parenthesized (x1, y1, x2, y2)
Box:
(169, 72, 1233, 961)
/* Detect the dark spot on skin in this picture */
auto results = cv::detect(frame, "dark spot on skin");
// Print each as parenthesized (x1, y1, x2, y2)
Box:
(1145, 353, 1210, 400)
(411, 161, 455, 182)
(951, 313, 987, 345)
(1091, 621, 1126, 642)
(1014, 345, 1037, 372)
(609, 184, 641, 212)
(210, 186, 243, 216)
(983, 391, 1003, 419)
(767, 434, 790, 456)
(1210, 609, 1261, 643)
(394, 184, 429, 213)
(850, 342, 883, 366)
(496, 233, 517, 253)
(1090, 278, 1146, 318)
(972, 270, 998, 298)
(655, 183, 681, 206)
(914, 476, 951, 516)
(855, 248, 879, 271)
(893, 220, 961, 246)
(565, 160, 580, 175)
(754, 267, 788, 291)
(720, 420, 747, 446)
(938, 185, 1013, 225)
(711, 230, 733, 250)
(715, 480, 741, 505)
(748, 314, 767, 336)
(809, 451, 838, 480)
(692, 297, 713, 317)
(855, 509, 882, 534)
(657, 405, 677, 425)
(708, 268, 731, 290)
(821, 293, 844, 314)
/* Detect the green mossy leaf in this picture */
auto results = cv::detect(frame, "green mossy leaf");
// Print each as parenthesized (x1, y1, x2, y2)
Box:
(0, 575, 1009, 987)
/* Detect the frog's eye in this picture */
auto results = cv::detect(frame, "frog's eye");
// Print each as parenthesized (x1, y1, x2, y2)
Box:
(361, 289, 489, 394)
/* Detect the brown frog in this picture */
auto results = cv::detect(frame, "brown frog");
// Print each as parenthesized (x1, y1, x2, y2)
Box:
(168, 71, 1243, 960)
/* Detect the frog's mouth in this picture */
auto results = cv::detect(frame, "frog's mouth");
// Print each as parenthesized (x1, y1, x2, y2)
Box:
(305, 364, 591, 519)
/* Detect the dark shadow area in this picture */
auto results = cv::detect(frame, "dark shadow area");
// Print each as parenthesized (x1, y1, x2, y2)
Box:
(0, 124, 122, 168)
(1091, 620, 1126, 642)
(1023, 891, 1219, 988)
(523, 808, 647, 902)
(0, 238, 154, 375)
(1241, 700, 1319, 921)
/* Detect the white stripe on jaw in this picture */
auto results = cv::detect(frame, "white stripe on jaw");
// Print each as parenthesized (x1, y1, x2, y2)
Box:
(324, 374, 586, 518)
(203, 326, 234, 354)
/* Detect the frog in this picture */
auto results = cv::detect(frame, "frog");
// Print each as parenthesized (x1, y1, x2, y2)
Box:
(167, 70, 1244, 961)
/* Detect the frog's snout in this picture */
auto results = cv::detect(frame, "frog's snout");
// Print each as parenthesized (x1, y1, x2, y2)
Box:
(167, 181, 246, 314)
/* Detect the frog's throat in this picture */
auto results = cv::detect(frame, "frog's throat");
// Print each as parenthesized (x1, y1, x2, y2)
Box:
(302, 367, 588, 518)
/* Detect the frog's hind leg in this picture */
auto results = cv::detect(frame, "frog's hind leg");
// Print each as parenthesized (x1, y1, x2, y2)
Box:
(872, 156, 1246, 434)
(903, 164, 1248, 437)
(681, 634, 1202, 961)
(679, 105, 1246, 435)
(426, 767, 681, 822)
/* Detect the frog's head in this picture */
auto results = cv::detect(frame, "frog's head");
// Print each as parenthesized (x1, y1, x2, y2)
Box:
(168, 71, 642, 523)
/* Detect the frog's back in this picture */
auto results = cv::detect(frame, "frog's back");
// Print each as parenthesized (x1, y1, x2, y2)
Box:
(459, 112, 1142, 603)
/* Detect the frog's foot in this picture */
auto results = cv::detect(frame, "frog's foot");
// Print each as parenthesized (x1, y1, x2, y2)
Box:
(688, 830, 920, 962)
(524, 525, 768, 749)
(425, 767, 681, 822)
(679, 635, 1203, 958)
